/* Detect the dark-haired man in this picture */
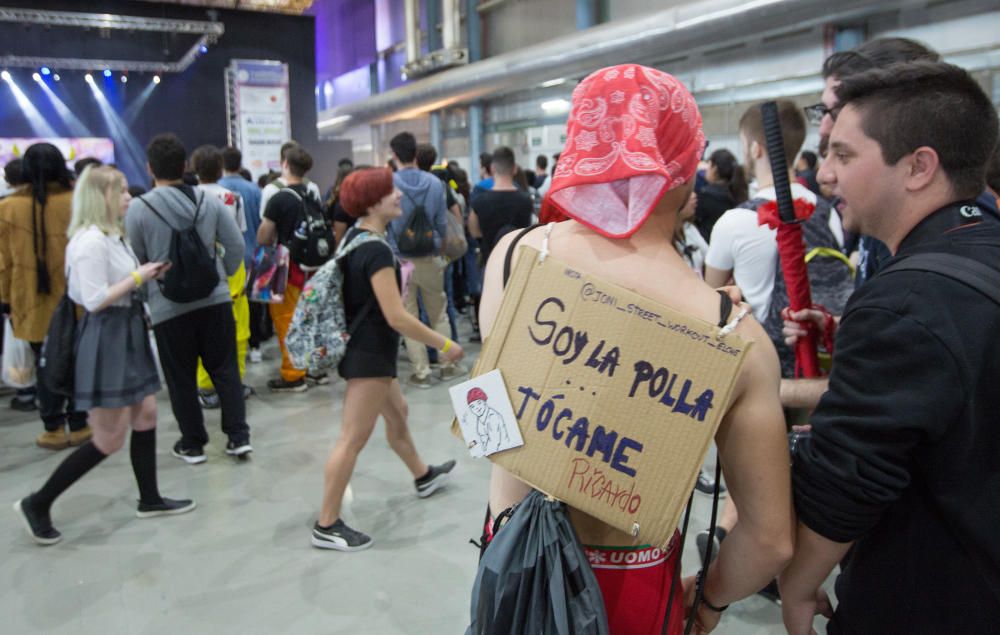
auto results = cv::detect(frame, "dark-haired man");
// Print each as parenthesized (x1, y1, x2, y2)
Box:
(257, 145, 326, 392)
(219, 146, 265, 363)
(259, 141, 322, 220)
(126, 133, 250, 463)
(468, 146, 533, 267)
(388, 132, 459, 386)
(780, 61, 1000, 633)
(780, 37, 945, 411)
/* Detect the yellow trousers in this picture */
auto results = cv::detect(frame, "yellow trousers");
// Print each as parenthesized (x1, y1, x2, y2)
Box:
(197, 263, 250, 391)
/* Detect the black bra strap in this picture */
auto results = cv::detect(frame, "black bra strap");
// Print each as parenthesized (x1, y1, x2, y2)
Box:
(502, 224, 543, 287)
(716, 290, 733, 328)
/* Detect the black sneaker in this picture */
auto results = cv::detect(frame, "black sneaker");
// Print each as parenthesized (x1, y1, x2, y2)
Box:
(311, 519, 373, 552)
(171, 440, 207, 465)
(415, 460, 456, 498)
(226, 438, 253, 457)
(305, 372, 330, 386)
(696, 527, 727, 568)
(268, 377, 308, 392)
(695, 470, 727, 497)
(9, 395, 37, 412)
(13, 497, 61, 545)
(136, 497, 197, 518)
(198, 390, 220, 409)
(758, 579, 781, 604)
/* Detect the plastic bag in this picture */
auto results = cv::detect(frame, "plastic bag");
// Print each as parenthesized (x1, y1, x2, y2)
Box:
(442, 211, 469, 261)
(467, 491, 609, 635)
(2, 318, 36, 388)
(247, 244, 290, 304)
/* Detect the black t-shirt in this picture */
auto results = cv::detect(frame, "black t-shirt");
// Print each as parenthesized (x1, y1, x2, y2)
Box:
(793, 203, 1000, 632)
(262, 183, 313, 246)
(340, 226, 400, 357)
(470, 189, 533, 265)
(694, 183, 736, 242)
(332, 200, 356, 232)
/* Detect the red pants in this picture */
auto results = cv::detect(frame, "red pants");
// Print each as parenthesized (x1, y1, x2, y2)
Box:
(483, 513, 683, 635)
(583, 533, 684, 635)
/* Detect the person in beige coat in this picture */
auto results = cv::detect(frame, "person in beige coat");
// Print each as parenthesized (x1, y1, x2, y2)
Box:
(0, 143, 91, 449)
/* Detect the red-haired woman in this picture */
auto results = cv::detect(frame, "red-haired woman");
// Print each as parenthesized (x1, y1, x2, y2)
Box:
(311, 167, 464, 551)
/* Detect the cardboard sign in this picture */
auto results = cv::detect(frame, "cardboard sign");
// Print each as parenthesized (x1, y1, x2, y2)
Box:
(450, 370, 525, 458)
(454, 246, 750, 548)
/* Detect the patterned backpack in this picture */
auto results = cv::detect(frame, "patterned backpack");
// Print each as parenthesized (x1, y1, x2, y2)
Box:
(285, 230, 389, 373)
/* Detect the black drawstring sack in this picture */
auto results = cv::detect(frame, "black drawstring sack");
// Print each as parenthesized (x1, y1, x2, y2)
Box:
(38, 285, 77, 398)
(467, 491, 609, 635)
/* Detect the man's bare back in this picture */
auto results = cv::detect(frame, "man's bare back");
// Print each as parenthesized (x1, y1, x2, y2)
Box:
(479, 193, 789, 549)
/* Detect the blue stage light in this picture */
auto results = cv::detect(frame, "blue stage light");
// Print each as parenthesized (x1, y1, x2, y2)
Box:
(40, 67, 51, 76)
(103, 69, 112, 77)
(199, 44, 208, 54)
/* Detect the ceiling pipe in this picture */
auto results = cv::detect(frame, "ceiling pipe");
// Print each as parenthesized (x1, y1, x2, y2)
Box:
(442, 0, 461, 50)
(404, 0, 421, 64)
(318, 0, 918, 131)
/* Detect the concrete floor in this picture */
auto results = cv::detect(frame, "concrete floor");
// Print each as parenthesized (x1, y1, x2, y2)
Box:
(1, 321, 830, 634)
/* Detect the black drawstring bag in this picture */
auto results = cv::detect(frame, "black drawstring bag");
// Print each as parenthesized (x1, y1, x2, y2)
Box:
(467, 490, 609, 635)
(38, 287, 77, 398)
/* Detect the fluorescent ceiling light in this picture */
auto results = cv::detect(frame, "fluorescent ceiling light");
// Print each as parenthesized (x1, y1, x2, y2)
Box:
(541, 99, 570, 113)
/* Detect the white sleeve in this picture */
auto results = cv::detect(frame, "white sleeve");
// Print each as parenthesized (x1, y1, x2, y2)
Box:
(69, 234, 112, 313)
(234, 196, 248, 233)
(308, 182, 322, 201)
(704, 211, 738, 270)
(259, 184, 277, 220)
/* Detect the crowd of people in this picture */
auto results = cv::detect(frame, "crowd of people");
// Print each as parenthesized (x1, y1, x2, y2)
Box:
(2, 34, 999, 634)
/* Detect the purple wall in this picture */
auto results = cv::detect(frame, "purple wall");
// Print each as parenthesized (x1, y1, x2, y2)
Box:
(309, 0, 378, 83)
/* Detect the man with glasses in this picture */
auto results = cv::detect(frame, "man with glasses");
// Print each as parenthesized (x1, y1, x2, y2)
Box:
(779, 38, 944, 410)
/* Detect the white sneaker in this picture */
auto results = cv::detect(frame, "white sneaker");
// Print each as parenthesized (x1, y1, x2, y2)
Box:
(249, 348, 263, 363)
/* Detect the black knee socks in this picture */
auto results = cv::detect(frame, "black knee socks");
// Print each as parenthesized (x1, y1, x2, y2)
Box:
(30, 441, 107, 515)
(130, 429, 163, 505)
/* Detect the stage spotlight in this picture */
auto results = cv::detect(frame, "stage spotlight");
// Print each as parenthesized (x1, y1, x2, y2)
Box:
(121, 75, 128, 83)
(103, 69, 112, 77)
(36, 76, 91, 136)
(53, 74, 60, 81)
(41, 67, 51, 76)
(153, 75, 161, 84)
(2, 71, 58, 136)
(85, 73, 94, 83)
(200, 44, 209, 54)
(32, 72, 41, 82)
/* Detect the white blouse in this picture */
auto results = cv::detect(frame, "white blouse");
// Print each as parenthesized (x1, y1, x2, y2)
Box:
(65, 225, 139, 312)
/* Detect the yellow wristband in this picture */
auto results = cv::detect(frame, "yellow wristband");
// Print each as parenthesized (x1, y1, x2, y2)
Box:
(131, 271, 143, 287)
(441, 338, 452, 354)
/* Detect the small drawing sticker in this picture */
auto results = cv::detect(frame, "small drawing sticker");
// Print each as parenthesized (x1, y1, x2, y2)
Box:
(449, 369, 525, 458)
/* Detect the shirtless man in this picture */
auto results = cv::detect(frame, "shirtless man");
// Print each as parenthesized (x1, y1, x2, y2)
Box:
(477, 65, 793, 635)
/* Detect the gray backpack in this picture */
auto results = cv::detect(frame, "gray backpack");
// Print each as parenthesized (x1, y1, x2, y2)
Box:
(285, 231, 388, 373)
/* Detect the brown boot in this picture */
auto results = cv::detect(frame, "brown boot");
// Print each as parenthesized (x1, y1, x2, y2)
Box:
(36, 430, 69, 450)
(68, 426, 93, 447)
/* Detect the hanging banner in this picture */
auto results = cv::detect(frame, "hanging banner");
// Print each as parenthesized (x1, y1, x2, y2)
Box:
(0, 138, 115, 169)
(453, 246, 751, 548)
(230, 60, 291, 179)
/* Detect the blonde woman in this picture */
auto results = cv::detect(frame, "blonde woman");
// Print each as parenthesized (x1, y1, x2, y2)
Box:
(14, 166, 195, 545)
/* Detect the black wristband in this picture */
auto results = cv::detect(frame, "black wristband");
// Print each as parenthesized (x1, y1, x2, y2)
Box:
(696, 568, 729, 612)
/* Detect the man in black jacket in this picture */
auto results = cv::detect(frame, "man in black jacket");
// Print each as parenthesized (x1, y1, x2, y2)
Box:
(779, 61, 1000, 633)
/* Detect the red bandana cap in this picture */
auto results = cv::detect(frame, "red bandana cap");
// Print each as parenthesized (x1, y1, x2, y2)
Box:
(467, 387, 488, 404)
(548, 64, 705, 238)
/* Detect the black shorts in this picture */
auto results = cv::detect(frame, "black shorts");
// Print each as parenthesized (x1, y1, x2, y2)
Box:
(337, 344, 398, 380)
